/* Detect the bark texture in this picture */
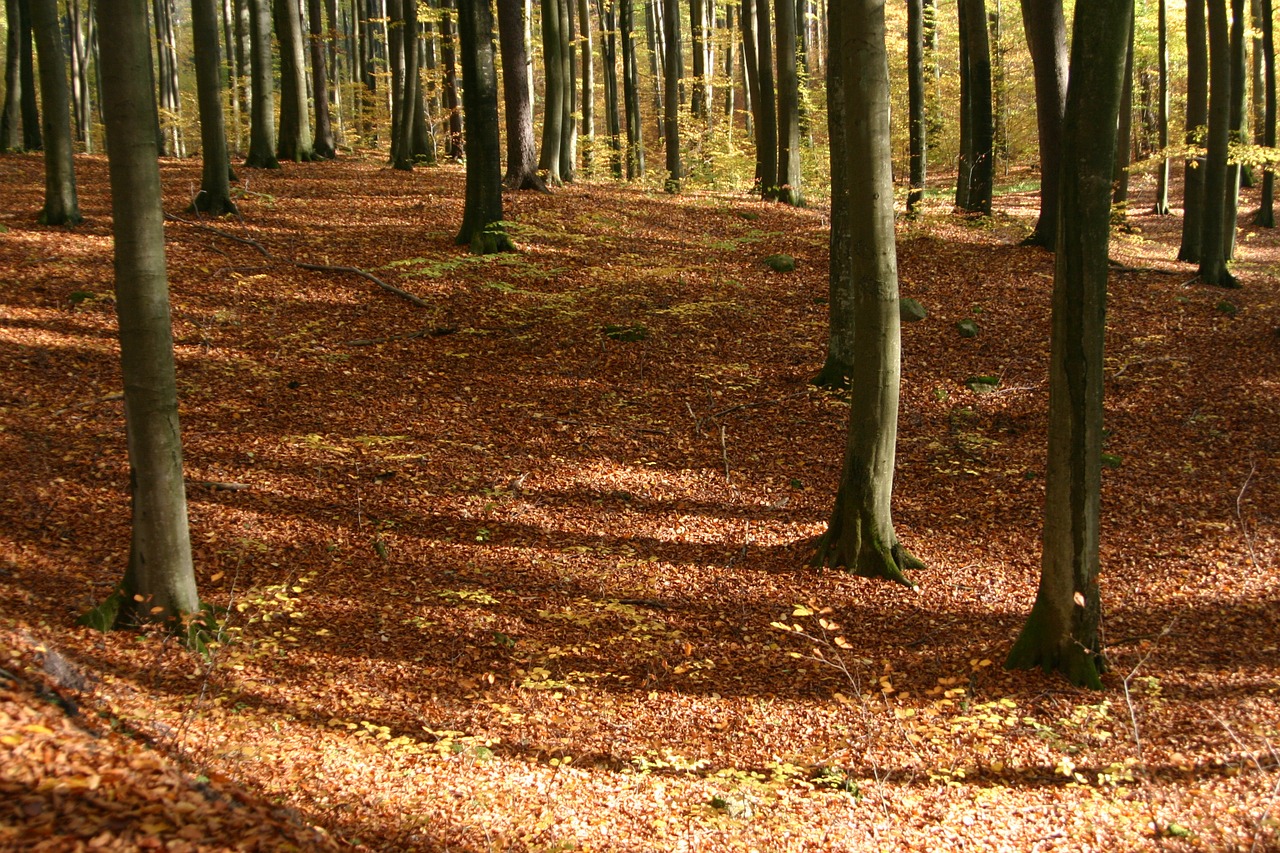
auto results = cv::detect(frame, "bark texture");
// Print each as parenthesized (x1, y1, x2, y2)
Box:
(455, 0, 514, 253)
(30, 0, 81, 225)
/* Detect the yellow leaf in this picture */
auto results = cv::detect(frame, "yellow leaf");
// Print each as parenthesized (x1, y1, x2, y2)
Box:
(22, 724, 53, 735)
(792, 605, 814, 617)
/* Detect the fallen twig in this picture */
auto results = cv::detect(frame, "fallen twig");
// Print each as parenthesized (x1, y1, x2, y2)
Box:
(53, 393, 124, 416)
(1111, 356, 1185, 380)
(346, 325, 458, 346)
(694, 389, 809, 433)
(1236, 461, 1262, 574)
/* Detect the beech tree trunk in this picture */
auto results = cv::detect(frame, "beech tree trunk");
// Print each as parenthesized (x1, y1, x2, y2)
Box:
(597, 0, 623, 178)
(244, 0, 279, 167)
(774, 0, 802, 204)
(578, 0, 594, 171)
(1005, 0, 1132, 691)
(30, 0, 82, 225)
(441, 0, 464, 159)
(94, 0, 202, 630)
(810, 0, 922, 586)
(907, 0, 926, 215)
(190, 0, 239, 215)
(310, 0, 338, 158)
(538, 0, 566, 182)
(1179, 0, 1208, 260)
(498, 0, 546, 188)
(275, 0, 316, 161)
(1111, 16, 1133, 212)
(19, 0, 41, 151)
(956, 0, 993, 214)
(153, 0, 184, 156)
(691, 0, 707, 118)
(560, 0, 577, 180)
(620, 0, 644, 177)
(1199, 0, 1236, 286)
(1155, 0, 1171, 214)
(1224, 0, 1246, 259)
(754, 0, 778, 198)
(662, 0, 682, 191)
(1258, 0, 1276, 226)
(1, 0, 25, 151)
(455, 0, 514, 253)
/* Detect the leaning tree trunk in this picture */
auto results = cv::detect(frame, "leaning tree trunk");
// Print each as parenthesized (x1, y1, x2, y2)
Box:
(1154, 0, 1172, 214)
(244, 0, 279, 167)
(1180, 0, 1208, 261)
(1006, 0, 1132, 690)
(812, 0, 852, 390)
(1199, 0, 1236, 287)
(275, 0, 316, 161)
(906, 0, 927, 215)
(619, 0, 643, 178)
(1259, 0, 1276, 226)
(754, 0, 778, 198)
(774, 0, 802, 205)
(455, 0, 514, 253)
(309, 0, 338, 158)
(190, 0, 239, 215)
(29, 0, 82, 225)
(93, 0, 202, 630)
(662, 0, 682, 192)
(810, 0, 923, 586)
(497, 0, 546, 188)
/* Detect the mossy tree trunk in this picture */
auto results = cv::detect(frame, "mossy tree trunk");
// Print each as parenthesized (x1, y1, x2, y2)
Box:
(30, 0, 82, 226)
(810, 0, 922, 586)
(456, 0, 514, 254)
(95, 0, 201, 629)
(1006, 0, 1132, 690)
(190, 0, 239, 215)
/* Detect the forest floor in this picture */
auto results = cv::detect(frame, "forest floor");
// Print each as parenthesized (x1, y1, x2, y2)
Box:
(0, 153, 1278, 852)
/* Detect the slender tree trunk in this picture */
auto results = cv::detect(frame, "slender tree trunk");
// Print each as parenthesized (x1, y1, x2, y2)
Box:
(957, 0, 993, 213)
(455, 0, 514, 253)
(1224, 0, 1246, 258)
(662, 0, 682, 191)
(741, 0, 759, 148)
(388, 0, 408, 164)
(578, 0, 594, 171)
(1, 0, 24, 151)
(811, 0, 922, 586)
(1006, 0, 1132, 691)
(441, 0, 463, 159)
(94, 0, 201, 630)
(620, 0, 643, 177)
(1018, 0, 1066, 244)
(153, 0, 184, 156)
(907, 0, 926, 215)
(18, 0, 41, 150)
(244, 0, 280, 166)
(310, 0, 338, 157)
(1199, 0, 1236, 286)
(724, 3, 736, 127)
(69, 0, 92, 150)
(539, 0, 566, 182)
(597, 0, 623, 177)
(691, 0, 707, 118)
(1111, 14, 1134, 212)
(754, 0, 778, 197)
(1155, 0, 1171, 213)
(775, 0, 802, 204)
(560, 0, 577, 180)
(30, 0, 82, 224)
(498, 0, 546, 187)
(1258, 0, 1275, 226)
(190, 0, 239, 214)
(1180, 0, 1208, 260)
(647, 0, 664, 139)
(989, 0, 1006, 168)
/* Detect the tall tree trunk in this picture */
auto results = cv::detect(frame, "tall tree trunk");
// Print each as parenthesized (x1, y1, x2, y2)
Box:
(30, 0, 82, 224)
(989, 0, 1006, 168)
(957, 0, 993, 214)
(441, 0, 464, 159)
(597, 0, 623, 177)
(1154, 0, 1172, 213)
(1005, 0, 1132, 691)
(19, 0, 41, 150)
(1199, 0, 1236, 286)
(275, 0, 316, 160)
(810, 0, 922, 586)
(387, 0, 407, 164)
(1180, 0, 1208, 260)
(1258, 0, 1275, 226)
(578, 0, 594, 171)
(662, 0, 682, 191)
(244, 0, 280, 167)
(455, 0, 514, 253)
(560, 0, 577, 180)
(153, 0, 183, 156)
(647, 0, 664, 139)
(498, 0, 546, 188)
(620, 0, 643, 177)
(741, 0, 760, 148)
(907, 0, 926, 215)
(539, 0, 566, 182)
(1111, 14, 1134, 213)
(1224, 0, 1246, 258)
(69, 0, 92, 150)
(774, 0, 802, 204)
(724, 3, 736, 126)
(691, 0, 707, 118)
(1, 0, 24, 151)
(190, 0, 239, 215)
(93, 0, 201, 630)
(754, 0, 778, 198)
(310, 0, 338, 157)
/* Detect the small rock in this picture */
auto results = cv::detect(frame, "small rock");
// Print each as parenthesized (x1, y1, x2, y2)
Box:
(899, 298, 927, 322)
(764, 254, 796, 272)
(956, 319, 980, 338)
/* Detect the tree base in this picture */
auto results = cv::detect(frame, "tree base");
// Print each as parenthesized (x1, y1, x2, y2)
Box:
(459, 225, 516, 255)
(243, 153, 281, 170)
(503, 169, 550, 193)
(1255, 208, 1275, 228)
(810, 359, 852, 391)
(188, 193, 239, 218)
(79, 588, 225, 653)
(1005, 606, 1107, 689)
(39, 207, 84, 227)
(809, 521, 923, 588)
(1019, 229, 1054, 249)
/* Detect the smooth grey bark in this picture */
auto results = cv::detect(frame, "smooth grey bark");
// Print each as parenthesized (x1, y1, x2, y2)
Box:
(724, 3, 736, 123)
(1199, 0, 1236, 286)
(275, 0, 315, 160)
(190, 0, 239, 215)
(742, 0, 760, 148)
(810, 0, 922, 585)
(578, 0, 594, 171)
(1224, 0, 1246, 259)
(538, 0, 566, 182)
(560, 0, 577, 180)
(907, 0, 926, 215)
(662, 0, 682, 191)
(647, 0, 663, 139)
(388, 0, 407, 163)
(94, 0, 201, 629)
(812, 0, 852, 390)
(1111, 15, 1133, 211)
(620, 0, 643, 177)
(1, 0, 24, 151)
(441, 0, 463, 159)
(309, 0, 338, 158)
(1180, 0, 1207, 260)
(597, 0, 623, 177)
(1006, 0, 1132, 690)
(455, 0, 514, 253)
(30, 0, 82, 225)
(153, 0, 184, 156)
(498, 0, 546, 188)
(956, 0, 993, 214)
(754, 0, 778, 197)
(1155, 0, 1171, 214)
(775, 0, 802, 204)
(1258, 0, 1275, 226)
(244, 0, 279, 167)
(69, 0, 92, 150)
(1018, 0, 1067, 243)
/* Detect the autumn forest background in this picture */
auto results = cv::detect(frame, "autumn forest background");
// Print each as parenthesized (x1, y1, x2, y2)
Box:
(2, 0, 1280, 850)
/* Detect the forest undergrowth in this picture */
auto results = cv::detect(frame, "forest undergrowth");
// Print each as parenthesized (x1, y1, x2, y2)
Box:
(0, 154, 1278, 851)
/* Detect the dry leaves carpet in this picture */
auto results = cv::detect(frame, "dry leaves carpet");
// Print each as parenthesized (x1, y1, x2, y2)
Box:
(0, 154, 1278, 851)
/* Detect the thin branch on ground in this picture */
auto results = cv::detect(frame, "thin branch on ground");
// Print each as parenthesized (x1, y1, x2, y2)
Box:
(1236, 461, 1262, 573)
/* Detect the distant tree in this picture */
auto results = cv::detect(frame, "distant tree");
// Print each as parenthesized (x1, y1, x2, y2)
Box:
(1111, 16, 1134, 213)
(907, 0, 927, 215)
(577, 0, 594, 171)
(774, 0, 802, 205)
(29, 0, 81, 225)
(560, 0, 577, 180)
(1258, 0, 1276, 226)
(956, 0, 993, 214)
(1179, 0, 1207, 261)
(498, 0, 547, 188)
(539, 0, 567, 182)
(441, 0, 464, 159)
(2, 0, 27, 151)
(690, 0, 707, 119)
(1224, 0, 1247, 259)
(620, 0, 644, 178)
(456, 0, 514, 253)
(244, 0, 279, 168)
(309, 0, 338, 158)
(153, 0, 184, 156)
(662, 0, 682, 191)
(18, 0, 40, 150)
(810, 0, 923, 585)
(753, 0, 779, 198)
(189, 0, 238, 215)
(596, 0, 623, 178)
(1006, 0, 1133, 690)
(89, 0, 202, 631)
(1154, 0, 1172, 214)
(1198, 0, 1236, 287)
